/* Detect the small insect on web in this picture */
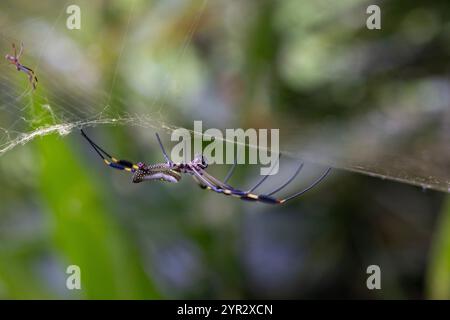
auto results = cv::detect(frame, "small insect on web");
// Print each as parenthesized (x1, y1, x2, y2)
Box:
(5, 42, 38, 90)
(81, 129, 332, 204)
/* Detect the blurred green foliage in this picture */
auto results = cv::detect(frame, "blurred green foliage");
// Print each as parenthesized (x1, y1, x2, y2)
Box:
(427, 200, 450, 299)
(38, 133, 160, 299)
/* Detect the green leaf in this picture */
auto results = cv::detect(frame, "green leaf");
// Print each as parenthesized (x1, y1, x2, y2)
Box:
(37, 134, 160, 299)
(427, 197, 450, 299)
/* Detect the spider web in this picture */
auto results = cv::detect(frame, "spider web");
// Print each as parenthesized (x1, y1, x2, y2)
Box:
(0, 0, 450, 193)
(0, 0, 206, 153)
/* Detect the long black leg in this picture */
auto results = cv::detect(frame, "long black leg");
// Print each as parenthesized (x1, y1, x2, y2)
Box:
(280, 167, 332, 204)
(223, 148, 240, 184)
(201, 170, 234, 190)
(223, 146, 249, 184)
(155, 133, 172, 164)
(266, 163, 304, 196)
(246, 154, 281, 193)
(192, 176, 208, 189)
(188, 165, 225, 193)
(223, 162, 236, 184)
(81, 129, 136, 171)
(20, 66, 38, 89)
(81, 129, 113, 158)
(246, 173, 269, 193)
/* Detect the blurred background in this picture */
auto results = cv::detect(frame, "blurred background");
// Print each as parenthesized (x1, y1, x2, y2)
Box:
(0, 0, 449, 299)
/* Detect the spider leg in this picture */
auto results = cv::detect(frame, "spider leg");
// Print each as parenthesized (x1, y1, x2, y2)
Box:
(266, 163, 304, 196)
(199, 170, 234, 190)
(192, 175, 208, 189)
(26, 68, 37, 89)
(33, 76, 38, 89)
(223, 145, 244, 184)
(81, 129, 113, 158)
(12, 43, 17, 58)
(191, 156, 330, 205)
(29, 73, 35, 89)
(18, 43, 24, 59)
(191, 170, 231, 192)
(223, 161, 236, 184)
(16, 65, 38, 89)
(155, 133, 173, 165)
(277, 167, 332, 204)
(246, 154, 281, 193)
(31, 70, 38, 88)
(192, 166, 277, 203)
(81, 129, 138, 172)
(188, 165, 225, 194)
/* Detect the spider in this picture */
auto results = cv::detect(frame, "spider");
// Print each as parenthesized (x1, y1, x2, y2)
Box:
(80, 129, 331, 204)
(5, 43, 38, 90)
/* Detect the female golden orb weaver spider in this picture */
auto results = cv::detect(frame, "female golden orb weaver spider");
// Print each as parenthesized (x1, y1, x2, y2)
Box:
(5, 43, 38, 90)
(80, 129, 331, 204)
